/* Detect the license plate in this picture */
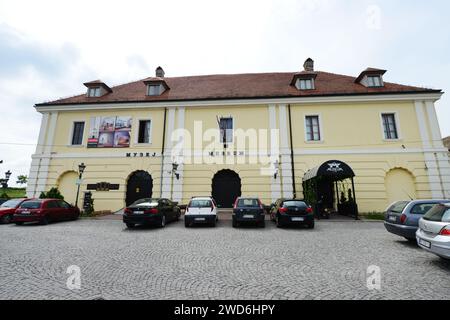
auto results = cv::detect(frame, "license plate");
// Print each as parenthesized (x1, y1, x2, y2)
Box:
(292, 217, 304, 222)
(134, 211, 144, 215)
(389, 216, 397, 222)
(419, 238, 431, 248)
(243, 215, 254, 219)
(195, 218, 206, 221)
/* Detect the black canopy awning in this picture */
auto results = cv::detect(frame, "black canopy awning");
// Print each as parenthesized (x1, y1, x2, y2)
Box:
(303, 160, 355, 182)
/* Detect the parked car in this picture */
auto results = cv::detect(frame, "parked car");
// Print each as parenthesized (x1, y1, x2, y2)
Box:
(185, 197, 218, 227)
(384, 199, 448, 242)
(13, 199, 80, 225)
(123, 198, 181, 228)
(0, 198, 32, 224)
(416, 203, 450, 260)
(232, 197, 265, 228)
(270, 199, 314, 228)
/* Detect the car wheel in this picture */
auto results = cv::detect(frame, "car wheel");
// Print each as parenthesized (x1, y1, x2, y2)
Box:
(126, 223, 135, 229)
(0, 214, 12, 224)
(308, 222, 315, 229)
(160, 215, 166, 228)
(260, 221, 266, 228)
(276, 216, 283, 228)
(232, 219, 238, 228)
(184, 218, 190, 228)
(406, 237, 416, 243)
(15, 222, 24, 226)
(40, 216, 49, 225)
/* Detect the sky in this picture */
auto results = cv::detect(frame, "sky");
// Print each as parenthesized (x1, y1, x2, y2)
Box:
(0, 0, 449, 187)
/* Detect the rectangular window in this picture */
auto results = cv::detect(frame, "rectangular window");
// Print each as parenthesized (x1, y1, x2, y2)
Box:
(88, 87, 101, 97)
(367, 76, 382, 87)
(382, 113, 399, 139)
(138, 120, 152, 144)
(147, 85, 161, 96)
(219, 117, 233, 143)
(299, 79, 314, 90)
(71, 122, 85, 145)
(305, 116, 321, 141)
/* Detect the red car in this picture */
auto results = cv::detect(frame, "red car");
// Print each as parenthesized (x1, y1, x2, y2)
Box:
(14, 199, 80, 225)
(0, 198, 32, 224)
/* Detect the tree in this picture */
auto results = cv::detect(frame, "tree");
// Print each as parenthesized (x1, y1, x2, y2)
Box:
(16, 175, 28, 186)
(39, 187, 64, 200)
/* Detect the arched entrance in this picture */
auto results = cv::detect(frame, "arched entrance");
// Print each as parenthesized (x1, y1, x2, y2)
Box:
(126, 171, 153, 206)
(212, 170, 242, 208)
(385, 168, 416, 206)
(302, 160, 358, 219)
(57, 171, 78, 205)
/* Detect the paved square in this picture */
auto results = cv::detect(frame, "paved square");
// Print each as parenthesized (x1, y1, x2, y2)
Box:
(0, 218, 449, 300)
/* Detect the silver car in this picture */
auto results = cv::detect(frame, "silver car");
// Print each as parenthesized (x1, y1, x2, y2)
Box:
(416, 203, 450, 260)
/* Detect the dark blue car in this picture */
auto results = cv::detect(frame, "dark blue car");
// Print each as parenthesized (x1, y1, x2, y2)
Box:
(384, 199, 449, 241)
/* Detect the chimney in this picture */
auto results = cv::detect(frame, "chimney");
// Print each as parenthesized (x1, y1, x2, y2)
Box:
(155, 66, 165, 78)
(303, 58, 314, 72)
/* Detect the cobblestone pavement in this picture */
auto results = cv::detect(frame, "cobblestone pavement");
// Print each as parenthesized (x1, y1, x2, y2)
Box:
(0, 218, 449, 300)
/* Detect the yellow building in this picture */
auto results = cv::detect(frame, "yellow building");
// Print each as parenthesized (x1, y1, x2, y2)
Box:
(26, 59, 450, 213)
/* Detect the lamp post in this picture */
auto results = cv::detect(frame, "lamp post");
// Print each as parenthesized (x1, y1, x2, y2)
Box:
(75, 163, 86, 208)
(0, 170, 12, 189)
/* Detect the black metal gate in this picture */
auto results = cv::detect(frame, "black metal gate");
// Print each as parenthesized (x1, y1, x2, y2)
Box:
(211, 170, 242, 208)
(126, 171, 153, 206)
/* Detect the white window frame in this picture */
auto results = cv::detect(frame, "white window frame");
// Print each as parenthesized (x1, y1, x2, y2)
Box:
(134, 118, 153, 145)
(68, 120, 86, 147)
(304, 114, 323, 143)
(296, 78, 315, 90)
(147, 84, 163, 96)
(219, 116, 234, 144)
(367, 75, 383, 88)
(380, 112, 402, 141)
(87, 87, 101, 97)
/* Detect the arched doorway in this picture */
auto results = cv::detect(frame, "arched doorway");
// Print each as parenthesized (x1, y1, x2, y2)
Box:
(302, 160, 358, 219)
(126, 171, 153, 206)
(57, 171, 78, 205)
(385, 168, 416, 206)
(212, 170, 242, 208)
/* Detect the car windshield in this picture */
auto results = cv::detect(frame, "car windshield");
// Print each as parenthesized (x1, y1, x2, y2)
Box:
(20, 201, 42, 209)
(388, 201, 410, 213)
(189, 200, 212, 208)
(423, 205, 450, 222)
(237, 199, 259, 207)
(0, 199, 23, 208)
(283, 201, 307, 208)
(132, 198, 159, 207)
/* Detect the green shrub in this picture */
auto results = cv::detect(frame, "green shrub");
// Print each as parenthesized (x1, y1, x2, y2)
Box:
(39, 187, 64, 200)
(84, 198, 95, 216)
(0, 191, 10, 200)
(362, 212, 385, 221)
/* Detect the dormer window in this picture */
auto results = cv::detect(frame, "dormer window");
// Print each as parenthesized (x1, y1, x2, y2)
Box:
(88, 87, 101, 97)
(367, 75, 382, 87)
(84, 80, 112, 98)
(297, 78, 314, 90)
(291, 58, 318, 91)
(355, 68, 386, 88)
(147, 84, 163, 96)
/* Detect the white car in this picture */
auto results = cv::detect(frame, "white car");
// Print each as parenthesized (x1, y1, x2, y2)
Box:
(416, 203, 450, 260)
(184, 197, 218, 227)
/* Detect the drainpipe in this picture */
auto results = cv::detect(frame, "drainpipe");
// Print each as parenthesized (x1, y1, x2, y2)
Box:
(160, 107, 167, 197)
(287, 104, 297, 198)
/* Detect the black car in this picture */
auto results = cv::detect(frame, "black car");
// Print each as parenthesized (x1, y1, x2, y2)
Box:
(123, 198, 181, 228)
(232, 197, 265, 228)
(270, 199, 314, 229)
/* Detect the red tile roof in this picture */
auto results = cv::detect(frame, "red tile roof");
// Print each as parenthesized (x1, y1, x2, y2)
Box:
(37, 71, 440, 106)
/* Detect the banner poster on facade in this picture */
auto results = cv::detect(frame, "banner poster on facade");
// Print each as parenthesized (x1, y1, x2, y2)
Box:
(88, 116, 132, 148)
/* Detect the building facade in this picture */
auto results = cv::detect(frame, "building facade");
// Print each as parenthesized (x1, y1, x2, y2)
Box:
(26, 59, 450, 212)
